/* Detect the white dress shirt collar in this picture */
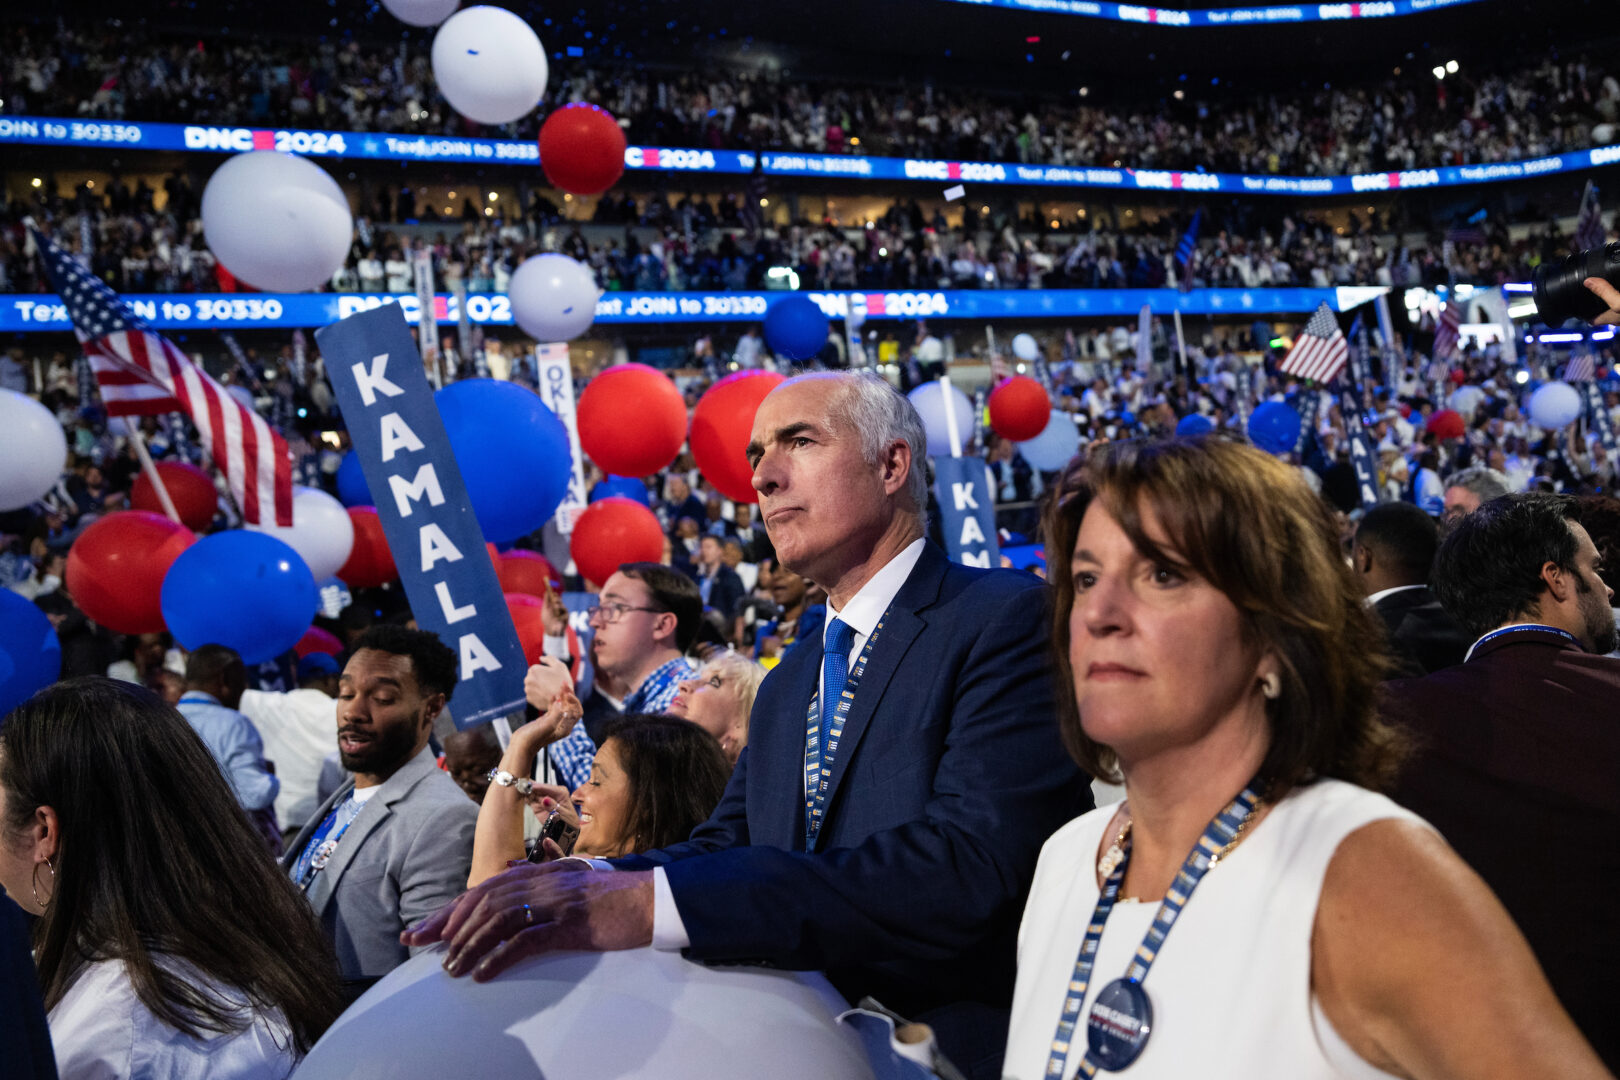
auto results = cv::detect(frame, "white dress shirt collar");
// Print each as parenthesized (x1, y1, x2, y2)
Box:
(824, 538, 927, 643)
(1365, 584, 1427, 607)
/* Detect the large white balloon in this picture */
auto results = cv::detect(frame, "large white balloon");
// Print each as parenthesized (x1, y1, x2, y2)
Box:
(1011, 333, 1040, 362)
(382, 0, 460, 27)
(1527, 380, 1584, 430)
(907, 382, 976, 458)
(201, 152, 353, 292)
(0, 390, 68, 511)
(246, 486, 355, 582)
(1017, 410, 1082, 472)
(508, 254, 600, 342)
(431, 6, 548, 125)
(294, 946, 879, 1080)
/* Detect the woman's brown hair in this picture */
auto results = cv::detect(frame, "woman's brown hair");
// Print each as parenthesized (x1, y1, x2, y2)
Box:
(1, 678, 342, 1053)
(1043, 435, 1407, 797)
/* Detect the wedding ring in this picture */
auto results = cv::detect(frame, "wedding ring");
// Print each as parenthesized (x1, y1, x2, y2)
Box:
(523, 903, 535, 926)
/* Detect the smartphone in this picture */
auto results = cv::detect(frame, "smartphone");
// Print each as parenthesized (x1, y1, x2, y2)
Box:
(530, 804, 580, 861)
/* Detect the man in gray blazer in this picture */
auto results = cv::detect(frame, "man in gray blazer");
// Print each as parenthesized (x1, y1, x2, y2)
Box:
(282, 625, 478, 996)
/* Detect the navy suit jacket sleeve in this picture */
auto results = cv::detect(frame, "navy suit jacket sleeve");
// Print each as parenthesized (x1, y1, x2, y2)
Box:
(630, 570, 1085, 972)
(1, 894, 57, 1080)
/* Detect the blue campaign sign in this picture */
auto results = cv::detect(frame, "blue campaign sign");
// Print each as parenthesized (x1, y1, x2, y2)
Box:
(0, 286, 1391, 333)
(315, 303, 528, 730)
(934, 456, 1000, 569)
(2, 113, 1615, 198)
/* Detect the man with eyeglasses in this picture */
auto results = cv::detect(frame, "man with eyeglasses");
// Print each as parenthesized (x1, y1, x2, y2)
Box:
(532, 562, 701, 790)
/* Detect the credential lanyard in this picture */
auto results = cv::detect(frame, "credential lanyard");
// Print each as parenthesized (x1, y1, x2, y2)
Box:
(1463, 623, 1578, 662)
(1044, 781, 1263, 1079)
(292, 794, 366, 892)
(802, 612, 888, 851)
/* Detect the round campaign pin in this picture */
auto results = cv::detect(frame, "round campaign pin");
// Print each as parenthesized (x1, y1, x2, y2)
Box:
(1085, 977, 1153, 1070)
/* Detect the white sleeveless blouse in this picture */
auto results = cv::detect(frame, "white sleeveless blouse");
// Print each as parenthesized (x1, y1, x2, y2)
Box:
(1003, 779, 1426, 1080)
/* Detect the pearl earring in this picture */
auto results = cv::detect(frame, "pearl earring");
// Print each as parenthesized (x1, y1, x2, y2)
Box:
(1261, 672, 1281, 700)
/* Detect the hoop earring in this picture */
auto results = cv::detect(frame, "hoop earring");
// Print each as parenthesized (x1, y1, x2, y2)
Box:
(31, 856, 55, 911)
(1260, 672, 1281, 700)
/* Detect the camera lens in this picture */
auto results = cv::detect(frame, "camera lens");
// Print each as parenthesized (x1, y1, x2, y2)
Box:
(1532, 242, 1620, 327)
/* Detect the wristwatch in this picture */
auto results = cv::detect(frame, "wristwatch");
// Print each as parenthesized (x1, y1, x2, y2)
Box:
(486, 768, 537, 796)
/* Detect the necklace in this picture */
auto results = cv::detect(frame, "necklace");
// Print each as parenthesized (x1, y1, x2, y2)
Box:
(1097, 801, 1265, 901)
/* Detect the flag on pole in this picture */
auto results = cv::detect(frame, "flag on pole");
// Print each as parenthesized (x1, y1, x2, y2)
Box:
(1564, 354, 1596, 383)
(1277, 302, 1349, 384)
(1175, 210, 1201, 269)
(1575, 181, 1606, 252)
(1431, 295, 1462, 366)
(33, 228, 293, 526)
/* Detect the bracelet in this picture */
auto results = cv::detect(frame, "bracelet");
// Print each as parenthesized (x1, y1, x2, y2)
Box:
(486, 768, 536, 797)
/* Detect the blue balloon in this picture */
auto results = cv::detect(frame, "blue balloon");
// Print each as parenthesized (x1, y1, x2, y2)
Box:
(1247, 401, 1303, 456)
(0, 589, 61, 716)
(336, 451, 372, 508)
(435, 379, 573, 544)
(591, 476, 651, 506)
(762, 296, 830, 361)
(161, 531, 318, 665)
(1016, 410, 1082, 472)
(1176, 413, 1215, 437)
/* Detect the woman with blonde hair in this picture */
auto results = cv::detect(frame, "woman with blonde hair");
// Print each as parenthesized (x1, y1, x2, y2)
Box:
(1003, 436, 1610, 1080)
(668, 649, 765, 766)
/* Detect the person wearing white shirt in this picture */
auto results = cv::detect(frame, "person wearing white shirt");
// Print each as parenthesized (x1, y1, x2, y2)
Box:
(239, 653, 343, 835)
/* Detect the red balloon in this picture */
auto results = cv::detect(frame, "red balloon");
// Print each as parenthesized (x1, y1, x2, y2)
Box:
(1426, 409, 1466, 441)
(569, 497, 665, 589)
(65, 511, 195, 634)
(497, 549, 562, 597)
(690, 371, 786, 503)
(988, 376, 1052, 442)
(538, 103, 627, 196)
(295, 626, 344, 658)
(506, 592, 549, 664)
(131, 461, 217, 532)
(337, 507, 398, 589)
(577, 363, 687, 477)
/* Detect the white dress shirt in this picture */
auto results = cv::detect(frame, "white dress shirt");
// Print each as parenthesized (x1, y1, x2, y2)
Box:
(649, 538, 927, 950)
(239, 688, 339, 833)
(1364, 584, 1427, 608)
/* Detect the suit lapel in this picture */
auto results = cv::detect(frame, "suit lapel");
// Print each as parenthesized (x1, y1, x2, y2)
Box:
(760, 642, 821, 850)
(809, 546, 945, 851)
(304, 748, 433, 913)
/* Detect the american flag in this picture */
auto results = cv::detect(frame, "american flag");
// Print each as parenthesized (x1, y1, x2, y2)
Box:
(1564, 354, 1596, 383)
(33, 229, 293, 526)
(1575, 181, 1606, 252)
(1278, 302, 1350, 384)
(1431, 296, 1461, 366)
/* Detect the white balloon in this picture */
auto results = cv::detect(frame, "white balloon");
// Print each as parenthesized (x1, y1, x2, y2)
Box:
(382, 0, 460, 27)
(508, 254, 600, 342)
(1011, 333, 1040, 362)
(1528, 380, 1584, 430)
(431, 6, 548, 125)
(201, 151, 352, 292)
(246, 486, 355, 582)
(1017, 410, 1082, 472)
(907, 381, 976, 458)
(0, 390, 68, 511)
(295, 946, 879, 1080)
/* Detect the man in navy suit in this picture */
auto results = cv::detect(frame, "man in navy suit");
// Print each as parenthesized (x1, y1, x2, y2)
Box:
(410, 371, 1090, 1078)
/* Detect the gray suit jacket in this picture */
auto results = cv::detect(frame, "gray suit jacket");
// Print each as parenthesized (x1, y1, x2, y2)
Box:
(281, 745, 477, 980)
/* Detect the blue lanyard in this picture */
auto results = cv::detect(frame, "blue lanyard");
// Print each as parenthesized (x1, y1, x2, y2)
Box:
(1464, 623, 1578, 662)
(292, 794, 365, 891)
(802, 612, 887, 851)
(1045, 782, 1263, 1079)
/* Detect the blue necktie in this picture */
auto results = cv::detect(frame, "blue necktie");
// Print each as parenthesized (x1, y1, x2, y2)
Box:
(820, 618, 855, 753)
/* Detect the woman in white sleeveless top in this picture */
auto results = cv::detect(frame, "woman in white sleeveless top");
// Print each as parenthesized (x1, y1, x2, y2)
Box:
(1004, 438, 1610, 1080)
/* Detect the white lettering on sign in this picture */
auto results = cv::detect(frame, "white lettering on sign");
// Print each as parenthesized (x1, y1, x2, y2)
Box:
(460, 633, 503, 677)
(352, 354, 404, 407)
(388, 463, 446, 518)
(951, 481, 980, 511)
(418, 523, 464, 573)
(378, 412, 425, 462)
(435, 580, 477, 624)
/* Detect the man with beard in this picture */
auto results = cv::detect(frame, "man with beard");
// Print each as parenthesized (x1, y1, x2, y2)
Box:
(1381, 493, 1620, 1071)
(281, 625, 477, 1001)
